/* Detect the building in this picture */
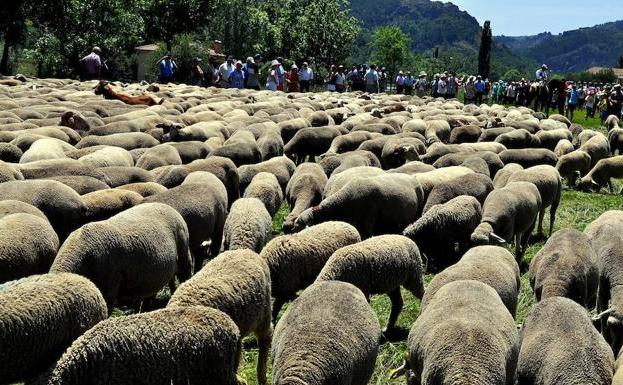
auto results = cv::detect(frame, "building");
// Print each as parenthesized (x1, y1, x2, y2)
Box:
(587, 67, 623, 83)
(135, 44, 159, 81)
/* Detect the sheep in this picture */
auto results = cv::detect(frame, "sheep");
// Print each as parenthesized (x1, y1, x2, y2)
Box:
(424, 119, 451, 144)
(319, 149, 381, 176)
(433, 150, 504, 177)
(506, 165, 562, 236)
(257, 130, 284, 160)
(459, 156, 491, 176)
(493, 162, 523, 188)
(535, 128, 573, 151)
(282, 162, 328, 233)
(260, 221, 361, 320)
(243, 172, 283, 217)
(81, 189, 143, 223)
(380, 137, 421, 169)
(0, 273, 107, 384)
(78, 146, 134, 168)
(135, 144, 183, 170)
(499, 148, 558, 168)
(0, 160, 23, 182)
(293, 173, 424, 238)
(578, 156, 623, 193)
(166, 141, 210, 164)
(20, 138, 73, 163)
(404, 195, 482, 272)
(419, 142, 475, 164)
(529, 228, 598, 308)
(185, 156, 240, 206)
(168, 249, 272, 385)
(556, 149, 592, 187)
(95, 166, 154, 187)
(284, 126, 341, 164)
(165, 121, 228, 142)
(390, 280, 519, 385)
(316, 235, 424, 334)
(34, 306, 243, 385)
(0, 179, 86, 241)
(325, 131, 382, 154)
(75, 132, 160, 150)
(471, 181, 542, 266)
(422, 172, 493, 213)
(117, 181, 167, 197)
(479, 126, 514, 141)
(387, 160, 435, 174)
(181, 171, 228, 204)
(278, 117, 311, 143)
(50, 203, 192, 308)
(272, 281, 381, 385)
(0, 142, 23, 162)
(222, 198, 272, 253)
(608, 127, 623, 155)
(421, 246, 520, 315)
(352, 122, 397, 135)
(413, 165, 475, 197)
(517, 297, 614, 385)
(46, 175, 110, 194)
(553, 138, 574, 157)
(580, 133, 610, 168)
(449, 124, 481, 143)
(0, 213, 59, 283)
(0, 199, 47, 220)
(575, 128, 599, 148)
(237, 156, 296, 193)
(210, 129, 261, 166)
(495, 128, 541, 149)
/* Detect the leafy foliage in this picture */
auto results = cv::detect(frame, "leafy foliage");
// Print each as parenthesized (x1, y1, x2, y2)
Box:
(369, 26, 411, 75)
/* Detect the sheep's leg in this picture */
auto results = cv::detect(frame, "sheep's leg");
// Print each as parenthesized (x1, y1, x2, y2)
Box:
(386, 288, 404, 332)
(168, 278, 176, 295)
(537, 207, 545, 237)
(514, 233, 521, 261)
(609, 179, 614, 193)
(549, 199, 560, 236)
(598, 279, 610, 333)
(255, 324, 272, 385)
(211, 225, 225, 259)
(272, 297, 287, 324)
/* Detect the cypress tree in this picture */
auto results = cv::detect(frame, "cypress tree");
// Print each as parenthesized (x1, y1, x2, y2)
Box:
(478, 21, 492, 79)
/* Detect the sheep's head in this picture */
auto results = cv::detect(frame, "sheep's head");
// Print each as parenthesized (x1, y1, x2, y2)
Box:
(393, 145, 420, 163)
(370, 108, 382, 118)
(60, 111, 90, 132)
(93, 80, 110, 95)
(291, 206, 320, 232)
(470, 222, 506, 246)
(282, 213, 297, 234)
(577, 176, 599, 192)
(156, 122, 183, 138)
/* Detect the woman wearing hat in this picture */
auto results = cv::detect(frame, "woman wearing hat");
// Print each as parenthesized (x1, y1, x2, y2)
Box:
(415, 72, 428, 97)
(243, 56, 260, 90)
(190, 58, 204, 86)
(266, 60, 280, 91)
(229, 61, 245, 89)
(286, 64, 300, 93)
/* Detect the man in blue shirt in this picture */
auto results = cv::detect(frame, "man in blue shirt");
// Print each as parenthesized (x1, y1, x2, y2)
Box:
(229, 61, 245, 89)
(157, 53, 177, 83)
(474, 75, 486, 105)
(566, 84, 579, 121)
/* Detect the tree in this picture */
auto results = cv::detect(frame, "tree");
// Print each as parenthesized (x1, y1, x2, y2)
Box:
(478, 20, 492, 79)
(502, 69, 522, 81)
(618, 55, 623, 69)
(369, 26, 411, 78)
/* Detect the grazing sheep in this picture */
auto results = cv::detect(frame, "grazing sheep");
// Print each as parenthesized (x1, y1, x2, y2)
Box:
(17, 158, 111, 183)
(326, 131, 382, 154)
(479, 126, 514, 142)
(96, 166, 154, 187)
(260, 221, 361, 320)
(78, 146, 134, 168)
(419, 142, 474, 164)
(0, 213, 59, 283)
(535, 128, 573, 151)
(282, 163, 328, 233)
(316, 235, 424, 333)
(185, 156, 240, 206)
(495, 128, 541, 149)
(578, 156, 623, 193)
(323, 167, 385, 199)
(433, 151, 504, 177)
(0, 273, 107, 384)
(554, 138, 574, 157)
(76, 132, 159, 150)
(404, 195, 482, 272)
(449, 124, 481, 143)
(0, 142, 23, 162)
(19, 138, 73, 163)
(272, 281, 381, 385)
(390, 280, 519, 385)
(471, 181, 542, 266)
(388, 160, 436, 174)
(0, 160, 23, 182)
(243, 172, 283, 217)
(422, 173, 493, 213)
(50, 203, 192, 308)
(608, 127, 623, 155)
(135, 144, 183, 170)
(413, 166, 475, 197)
(556, 150, 591, 186)
(518, 297, 614, 385)
(580, 133, 610, 168)
(223, 198, 272, 252)
(81, 189, 143, 222)
(284, 126, 341, 164)
(499, 148, 558, 168)
(117, 181, 167, 197)
(210, 130, 261, 167)
(529, 229, 598, 308)
(238, 156, 296, 193)
(257, 130, 285, 160)
(0, 199, 47, 220)
(421, 246, 520, 315)
(34, 306, 242, 385)
(166, 141, 211, 164)
(506, 165, 562, 236)
(380, 137, 421, 169)
(294, 173, 424, 238)
(46, 175, 110, 194)
(319, 149, 381, 176)
(424, 119, 451, 144)
(493, 162, 524, 188)
(169, 249, 272, 385)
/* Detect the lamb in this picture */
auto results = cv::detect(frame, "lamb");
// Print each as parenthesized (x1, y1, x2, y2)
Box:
(75, 132, 160, 150)
(243, 172, 283, 217)
(210, 129, 261, 166)
(272, 281, 381, 385)
(222, 197, 272, 252)
(168, 249, 272, 385)
(185, 156, 240, 206)
(535, 128, 573, 151)
(81, 189, 143, 222)
(0, 273, 107, 384)
(517, 297, 614, 385)
(493, 163, 524, 188)
(580, 133, 610, 168)
(46, 175, 110, 194)
(135, 144, 183, 170)
(578, 155, 623, 193)
(529, 228, 598, 308)
(237, 156, 296, 193)
(0, 213, 59, 283)
(499, 148, 558, 168)
(319, 149, 381, 176)
(471, 181, 542, 266)
(421, 246, 520, 315)
(433, 150, 504, 177)
(50, 203, 192, 309)
(283, 126, 341, 164)
(316, 235, 425, 333)
(556, 150, 591, 186)
(404, 195, 483, 272)
(553, 138, 574, 157)
(34, 306, 243, 385)
(293, 173, 424, 238)
(390, 280, 519, 385)
(506, 165, 562, 236)
(282, 163, 328, 233)
(260, 221, 361, 320)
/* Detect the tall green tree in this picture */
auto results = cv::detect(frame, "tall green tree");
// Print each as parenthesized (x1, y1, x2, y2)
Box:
(478, 20, 492, 79)
(369, 25, 411, 78)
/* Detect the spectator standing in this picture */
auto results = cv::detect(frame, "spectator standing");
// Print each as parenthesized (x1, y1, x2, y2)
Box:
(446, 72, 458, 99)
(243, 56, 261, 90)
(464, 76, 476, 104)
(612, 84, 623, 119)
(395, 71, 405, 94)
(437, 74, 448, 98)
(364, 64, 379, 93)
(276, 57, 286, 91)
(218, 56, 235, 88)
(299, 62, 313, 92)
(585, 87, 596, 119)
(474, 75, 486, 105)
(157, 53, 177, 83)
(286, 64, 300, 93)
(266, 60, 280, 91)
(335, 65, 346, 93)
(566, 84, 579, 121)
(80, 47, 103, 80)
(404, 71, 414, 95)
(431, 74, 440, 97)
(379, 67, 388, 93)
(326, 65, 337, 92)
(190, 58, 204, 86)
(229, 61, 245, 89)
(415, 72, 428, 97)
(204, 58, 216, 87)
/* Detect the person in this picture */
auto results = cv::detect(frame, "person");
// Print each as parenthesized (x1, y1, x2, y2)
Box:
(266, 60, 280, 91)
(204, 58, 216, 87)
(345, 66, 358, 92)
(326, 65, 337, 92)
(190, 58, 204, 86)
(474, 75, 486, 105)
(276, 57, 286, 91)
(80, 47, 103, 80)
(298, 62, 313, 92)
(286, 64, 300, 93)
(156, 53, 177, 83)
(585, 86, 596, 119)
(395, 71, 405, 94)
(364, 64, 379, 94)
(229, 61, 245, 89)
(431, 74, 440, 97)
(415, 72, 428, 97)
(217, 56, 235, 88)
(536, 64, 549, 82)
(566, 84, 579, 121)
(335, 65, 345, 93)
(612, 84, 623, 120)
(446, 72, 458, 99)
(379, 67, 388, 93)
(464, 76, 476, 104)
(437, 74, 448, 98)
(404, 71, 414, 95)
(243, 56, 260, 90)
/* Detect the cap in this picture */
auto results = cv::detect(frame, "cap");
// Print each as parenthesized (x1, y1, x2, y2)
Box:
(303, 62, 308, 66)
(247, 56, 254, 63)
(254, 54, 262, 60)
(227, 55, 234, 61)
(93, 46, 102, 54)
(291, 64, 298, 70)
(419, 71, 427, 77)
(271, 60, 280, 66)
(235, 61, 243, 67)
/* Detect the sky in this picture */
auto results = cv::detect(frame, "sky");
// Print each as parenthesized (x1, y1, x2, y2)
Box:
(438, 0, 623, 36)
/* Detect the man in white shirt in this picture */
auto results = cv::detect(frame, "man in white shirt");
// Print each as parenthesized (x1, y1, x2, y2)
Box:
(218, 56, 235, 88)
(298, 62, 314, 92)
(364, 64, 379, 94)
(536, 64, 549, 83)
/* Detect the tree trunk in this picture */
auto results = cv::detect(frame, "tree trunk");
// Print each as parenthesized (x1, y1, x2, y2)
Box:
(0, 26, 12, 75)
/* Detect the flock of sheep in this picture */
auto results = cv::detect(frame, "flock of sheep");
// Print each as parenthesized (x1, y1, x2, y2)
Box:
(2, 75, 623, 385)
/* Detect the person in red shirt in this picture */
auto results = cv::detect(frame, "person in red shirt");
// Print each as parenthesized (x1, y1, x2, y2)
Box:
(286, 64, 300, 93)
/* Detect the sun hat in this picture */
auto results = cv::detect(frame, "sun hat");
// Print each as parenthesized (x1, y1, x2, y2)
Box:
(291, 64, 298, 70)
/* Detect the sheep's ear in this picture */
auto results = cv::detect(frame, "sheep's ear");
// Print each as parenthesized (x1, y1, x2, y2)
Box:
(593, 308, 614, 323)
(490, 232, 507, 244)
(388, 361, 407, 380)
